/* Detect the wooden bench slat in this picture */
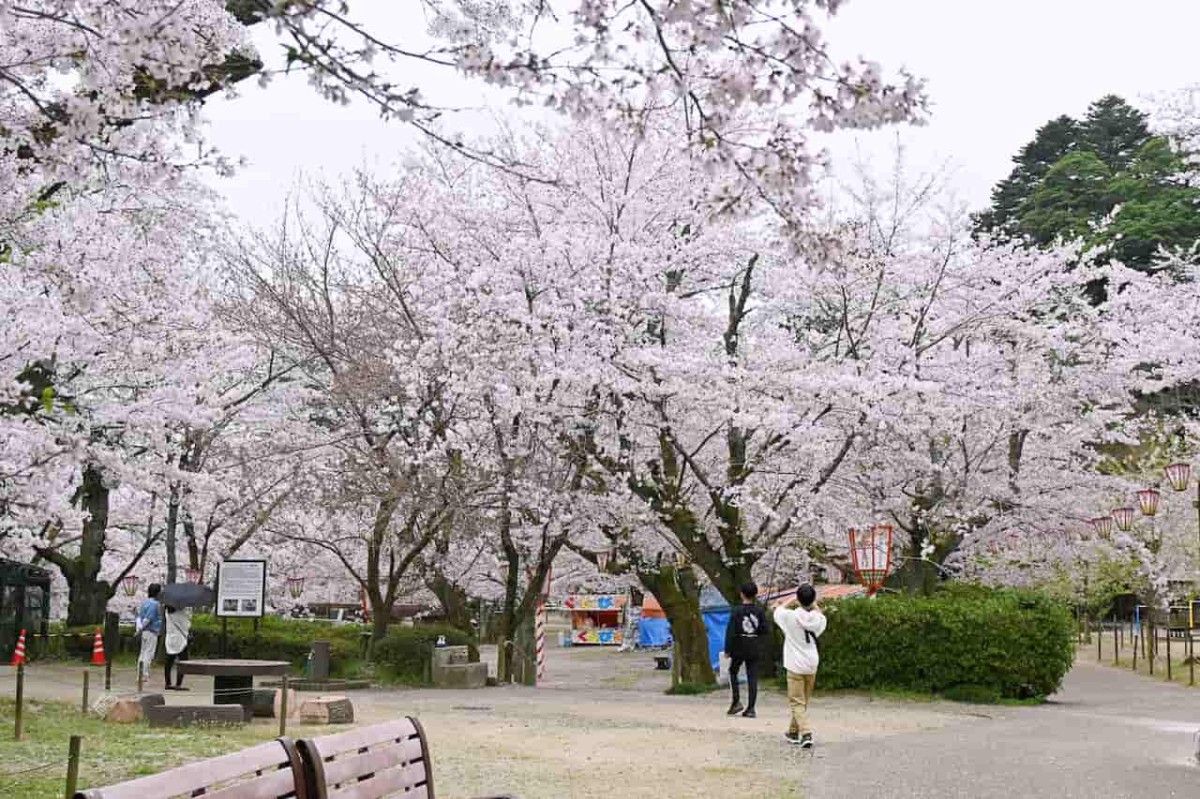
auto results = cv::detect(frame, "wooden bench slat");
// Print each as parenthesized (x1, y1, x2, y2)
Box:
(306, 718, 419, 756)
(203, 765, 302, 799)
(74, 740, 296, 799)
(321, 739, 425, 787)
(327, 763, 428, 799)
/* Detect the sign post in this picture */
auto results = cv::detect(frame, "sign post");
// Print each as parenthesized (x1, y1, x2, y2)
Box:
(216, 559, 267, 655)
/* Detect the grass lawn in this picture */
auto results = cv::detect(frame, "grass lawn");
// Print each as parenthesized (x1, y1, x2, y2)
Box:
(0, 698, 329, 798)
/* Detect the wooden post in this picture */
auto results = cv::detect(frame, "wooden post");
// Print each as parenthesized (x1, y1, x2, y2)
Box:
(1114, 625, 1119, 666)
(278, 675, 289, 737)
(14, 663, 24, 741)
(81, 670, 89, 714)
(1149, 621, 1155, 676)
(1190, 636, 1195, 687)
(1097, 625, 1102, 660)
(64, 735, 82, 799)
(1167, 631, 1173, 681)
(1133, 634, 1138, 671)
(105, 658, 113, 692)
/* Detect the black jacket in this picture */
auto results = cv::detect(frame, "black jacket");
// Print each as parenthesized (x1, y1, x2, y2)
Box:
(724, 602, 769, 660)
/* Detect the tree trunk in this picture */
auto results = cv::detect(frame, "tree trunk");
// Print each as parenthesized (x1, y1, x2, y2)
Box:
(65, 465, 112, 626)
(641, 564, 714, 686)
(370, 602, 390, 641)
(428, 575, 474, 634)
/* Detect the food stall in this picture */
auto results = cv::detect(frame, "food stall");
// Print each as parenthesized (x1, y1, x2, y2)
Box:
(563, 594, 627, 645)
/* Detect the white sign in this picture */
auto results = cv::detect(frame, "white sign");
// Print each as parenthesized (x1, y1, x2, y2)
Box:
(216, 559, 266, 618)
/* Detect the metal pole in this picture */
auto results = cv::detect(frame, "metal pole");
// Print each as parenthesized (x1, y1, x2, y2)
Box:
(278, 675, 289, 737)
(14, 663, 24, 741)
(105, 658, 112, 691)
(1097, 624, 1102, 660)
(1167, 630, 1173, 681)
(1190, 636, 1195, 687)
(1114, 624, 1119, 666)
(1149, 621, 1155, 676)
(1133, 634, 1138, 671)
(64, 735, 82, 799)
(81, 670, 89, 714)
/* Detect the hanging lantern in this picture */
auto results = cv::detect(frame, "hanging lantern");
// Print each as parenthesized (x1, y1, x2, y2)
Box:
(674, 551, 690, 569)
(848, 525, 894, 596)
(1111, 507, 1136, 532)
(184, 567, 201, 584)
(1164, 462, 1192, 492)
(1090, 517, 1114, 538)
(287, 575, 305, 599)
(121, 574, 140, 597)
(1137, 488, 1161, 517)
(595, 549, 611, 572)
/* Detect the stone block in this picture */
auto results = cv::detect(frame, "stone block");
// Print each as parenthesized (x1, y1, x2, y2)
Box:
(432, 662, 488, 689)
(297, 695, 355, 724)
(432, 645, 471, 668)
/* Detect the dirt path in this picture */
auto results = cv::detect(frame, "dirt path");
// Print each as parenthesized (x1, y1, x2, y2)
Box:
(8, 647, 1196, 798)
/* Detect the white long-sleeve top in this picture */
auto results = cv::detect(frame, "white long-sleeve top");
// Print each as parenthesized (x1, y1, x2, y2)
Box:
(773, 605, 827, 675)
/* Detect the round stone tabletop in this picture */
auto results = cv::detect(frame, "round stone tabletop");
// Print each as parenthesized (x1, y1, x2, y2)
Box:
(176, 659, 291, 677)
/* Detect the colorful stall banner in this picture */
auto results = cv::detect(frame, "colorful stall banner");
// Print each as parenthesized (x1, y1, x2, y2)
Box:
(572, 628, 624, 646)
(564, 594, 625, 611)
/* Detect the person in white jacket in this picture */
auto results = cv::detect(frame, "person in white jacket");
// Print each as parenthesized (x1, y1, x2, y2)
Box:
(773, 584, 826, 748)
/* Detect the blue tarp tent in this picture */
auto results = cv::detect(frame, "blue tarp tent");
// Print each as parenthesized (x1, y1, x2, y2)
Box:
(637, 616, 672, 648)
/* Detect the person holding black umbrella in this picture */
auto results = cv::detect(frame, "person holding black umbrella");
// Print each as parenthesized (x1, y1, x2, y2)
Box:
(163, 603, 193, 690)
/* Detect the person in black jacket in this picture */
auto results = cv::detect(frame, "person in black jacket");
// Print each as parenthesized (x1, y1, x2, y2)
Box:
(724, 581, 770, 718)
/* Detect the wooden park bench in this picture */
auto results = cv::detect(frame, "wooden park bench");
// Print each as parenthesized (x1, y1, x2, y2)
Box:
(74, 737, 308, 799)
(298, 717, 514, 799)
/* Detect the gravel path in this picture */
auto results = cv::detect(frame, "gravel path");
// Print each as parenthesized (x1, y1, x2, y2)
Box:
(8, 647, 1199, 798)
(806, 657, 1200, 799)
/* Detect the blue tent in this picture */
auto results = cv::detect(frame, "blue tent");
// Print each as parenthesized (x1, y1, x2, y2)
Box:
(637, 616, 672, 648)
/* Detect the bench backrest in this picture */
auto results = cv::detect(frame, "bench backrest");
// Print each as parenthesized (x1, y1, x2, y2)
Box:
(75, 737, 307, 799)
(297, 717, 434, 799)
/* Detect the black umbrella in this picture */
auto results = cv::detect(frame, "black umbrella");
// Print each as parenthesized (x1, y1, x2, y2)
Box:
(160, 582, 215, 609)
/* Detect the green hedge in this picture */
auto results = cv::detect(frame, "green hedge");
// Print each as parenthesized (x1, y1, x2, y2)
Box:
(371, 625, 477, 684)
(187, 615, 368, 676)
(809, 586, 1074, 700)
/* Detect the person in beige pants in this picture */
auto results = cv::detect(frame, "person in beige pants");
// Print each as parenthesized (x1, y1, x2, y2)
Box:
(773, 584, 826, 748)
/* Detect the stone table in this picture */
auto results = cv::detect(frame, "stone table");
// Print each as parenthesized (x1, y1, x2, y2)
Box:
(176, 659, 290, 718)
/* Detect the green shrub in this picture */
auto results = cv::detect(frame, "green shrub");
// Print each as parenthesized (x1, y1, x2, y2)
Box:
(807, 587, 1074, 700)
(371, 625, 477, 684)
(188, 614, 368, 676)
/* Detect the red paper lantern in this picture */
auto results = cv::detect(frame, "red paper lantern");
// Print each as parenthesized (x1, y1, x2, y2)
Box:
(849, 525, 894, 596)
(1111, 507, 1136, 532)
(596, 550, 611, 572)
(1090, 517, 1114, 537)
(286, 575, 305, 599)
(1164, 462, 1192, 492)
(121, 574, 140, 597)
(1137, 488, 1161, 517)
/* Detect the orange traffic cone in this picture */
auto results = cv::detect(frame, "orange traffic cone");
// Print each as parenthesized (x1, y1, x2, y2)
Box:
(90, 628, 105, 666)
(10, 628, 26, 666)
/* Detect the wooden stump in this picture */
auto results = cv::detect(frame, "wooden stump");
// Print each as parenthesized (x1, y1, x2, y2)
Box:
(146, 704, 246, 728)
(297, 695, 354, 725)
(250, 687, 299, 718)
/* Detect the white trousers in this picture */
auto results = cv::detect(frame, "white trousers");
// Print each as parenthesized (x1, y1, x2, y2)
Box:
(138, 631, 158, 678)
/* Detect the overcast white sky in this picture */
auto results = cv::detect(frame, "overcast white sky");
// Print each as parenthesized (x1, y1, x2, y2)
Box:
(202, 0, 1200, 229)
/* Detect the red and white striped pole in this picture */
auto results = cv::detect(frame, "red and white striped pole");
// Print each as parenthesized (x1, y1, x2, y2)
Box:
(535, 564, 551, 685)
(535, 600, 546, 684)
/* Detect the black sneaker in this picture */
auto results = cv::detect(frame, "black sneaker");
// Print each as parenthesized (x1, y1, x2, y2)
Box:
(799, 733, 814, 749)
(784, 732, 801, 745)
(741, 708, 756, 718)
(727, 703, 745, 716)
